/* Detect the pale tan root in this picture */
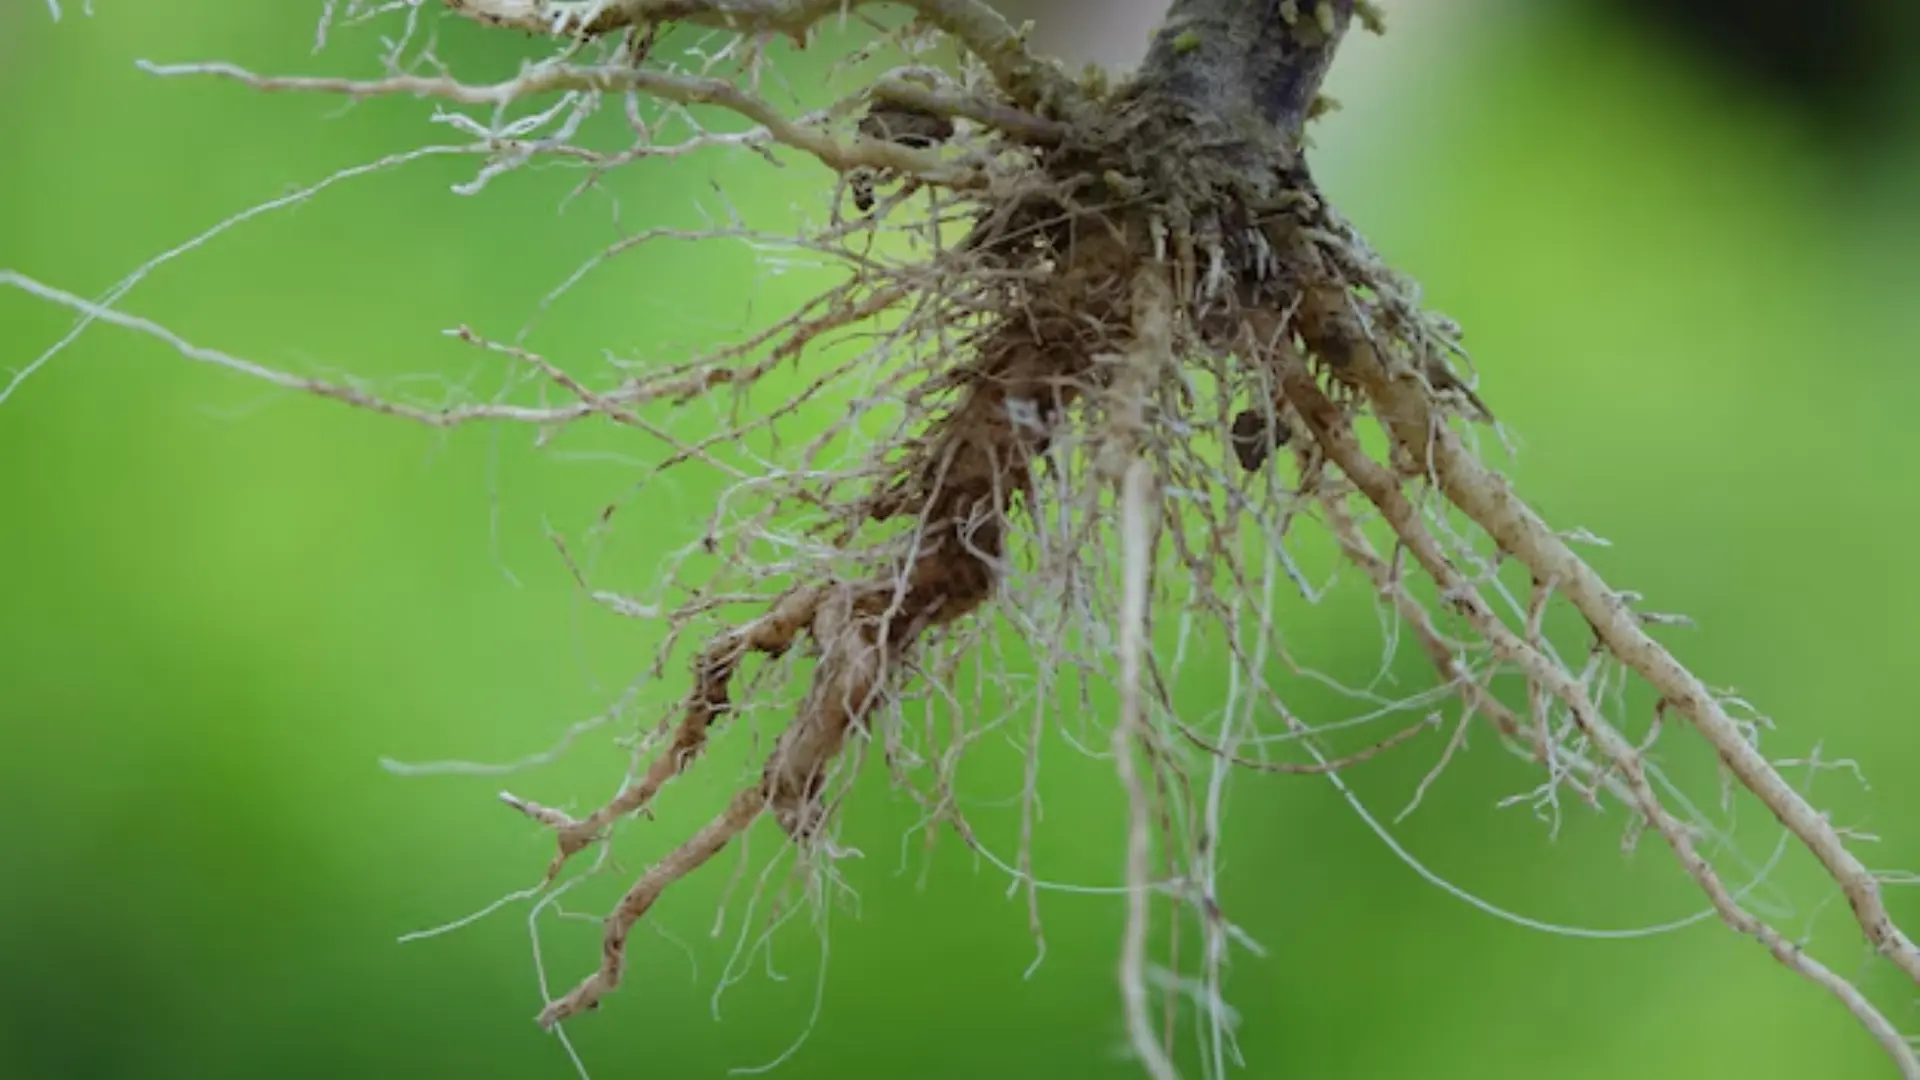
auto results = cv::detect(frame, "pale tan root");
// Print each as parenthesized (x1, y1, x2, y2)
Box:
(1274, 334, 1920, 1077)
(1290, 228, 1920, 985)
(1111, 269, 1182, 1080)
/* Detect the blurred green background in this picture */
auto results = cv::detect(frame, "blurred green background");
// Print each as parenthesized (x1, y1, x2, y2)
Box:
(3, 2, 1919, 1078)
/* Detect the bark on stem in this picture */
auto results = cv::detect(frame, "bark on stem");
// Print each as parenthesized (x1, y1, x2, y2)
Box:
(1134, 0, 1352, 142)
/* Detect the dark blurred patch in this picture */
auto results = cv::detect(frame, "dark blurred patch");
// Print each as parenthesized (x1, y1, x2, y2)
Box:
(1598, 0, 1914, 144)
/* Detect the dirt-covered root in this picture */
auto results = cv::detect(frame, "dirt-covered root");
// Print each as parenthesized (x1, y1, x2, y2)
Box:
(501, 586, 824, 882)
(523, 218, 1155, 1025)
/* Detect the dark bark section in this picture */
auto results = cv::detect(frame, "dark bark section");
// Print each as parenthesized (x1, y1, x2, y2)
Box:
(1131, 0, 1352, 144)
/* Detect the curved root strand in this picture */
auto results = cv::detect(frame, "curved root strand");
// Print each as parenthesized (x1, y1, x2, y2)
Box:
(539, 781, 771, 1029)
